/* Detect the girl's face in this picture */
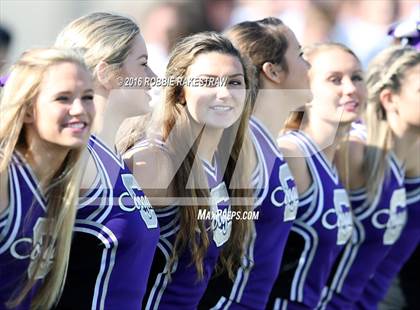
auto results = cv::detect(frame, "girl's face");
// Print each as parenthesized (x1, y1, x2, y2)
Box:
(26, 62, 95, 150)
(110, 34, 157, 116)
(281, 27, 311, 92)
(393, 63, 420, 131)
(308, 48, 366, 124)
(183, 52, 246, 129)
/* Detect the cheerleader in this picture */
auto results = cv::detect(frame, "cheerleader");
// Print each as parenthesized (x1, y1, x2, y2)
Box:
(268, 43, 365, 309)
(0, 48, 94, 309)
(53, 13, 160, 309)
(122, 32, 254, 310)
(322, 46, 419, 310)
(199, 17, 308, 309)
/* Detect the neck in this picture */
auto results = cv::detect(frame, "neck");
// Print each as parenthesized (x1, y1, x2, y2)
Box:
(20, 137, 69, 191)
(93, 89, 126, 150)
(391, 128, 420, 164)
(303, 118, 350, 163)
(253, 88, 306, 140)
(196, 125, 224, 164)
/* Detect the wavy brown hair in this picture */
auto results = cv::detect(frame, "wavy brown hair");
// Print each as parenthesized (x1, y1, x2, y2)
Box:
(160, 32, 254, 279)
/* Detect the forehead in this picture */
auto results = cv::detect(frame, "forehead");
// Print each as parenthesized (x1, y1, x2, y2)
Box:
(40, 61, 91, 91)
(283, 27, 299, 49)
(403, 63, 420, 81)
(187, 52, 244, 76)
(127, 34, 147, 57)
(310, 48, 361, 73)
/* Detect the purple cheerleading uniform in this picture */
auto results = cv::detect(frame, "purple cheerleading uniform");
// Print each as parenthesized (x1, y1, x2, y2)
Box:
(267, 131, 353, 310)
(199, 116, 299, 309)
(0, 154, 49, 310)
(140, 142, 232, 310)
(355, 176, 419, 310)
(317, 152, 407, 310)
(55, 135, 160, 310)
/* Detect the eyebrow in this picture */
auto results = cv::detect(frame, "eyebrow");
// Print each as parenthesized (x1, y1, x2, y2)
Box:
(52, 89, 94, 96)
(136, 55, 148, 60)
(325, 70, 363, 75)
(198, 74, 244, 78)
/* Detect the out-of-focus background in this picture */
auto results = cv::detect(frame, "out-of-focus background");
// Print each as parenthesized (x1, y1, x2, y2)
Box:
(0, 0, 418, 76)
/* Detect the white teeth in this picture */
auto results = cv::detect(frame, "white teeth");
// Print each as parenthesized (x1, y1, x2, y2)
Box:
(211, 106, 232, 111)
(66, 123, 85, 129)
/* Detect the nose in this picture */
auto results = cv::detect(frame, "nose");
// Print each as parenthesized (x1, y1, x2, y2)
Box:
(148, 66, 157, 79)
(303, 58, 311, 70)
(69, 97, 86, 116)
(343, 78, 357, 95)
(216, 86, 232, 100)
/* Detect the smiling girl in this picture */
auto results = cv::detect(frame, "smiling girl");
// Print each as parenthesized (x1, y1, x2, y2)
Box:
(0, 48, 94, 309)
(268, 43, 366, 309)
(318, 45, 419, 310)
(199, 17, 308, 309)
(122, 32, 254, 309)
(53, 13, 160, 309)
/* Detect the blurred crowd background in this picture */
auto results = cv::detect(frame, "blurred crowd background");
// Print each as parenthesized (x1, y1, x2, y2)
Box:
(1, 0, 419, 76)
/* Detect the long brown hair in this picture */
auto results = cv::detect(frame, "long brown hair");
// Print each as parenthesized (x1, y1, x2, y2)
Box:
(160, 32, 253, 279)
(225, 17, 289, 100)
(0, 48, 91, 309)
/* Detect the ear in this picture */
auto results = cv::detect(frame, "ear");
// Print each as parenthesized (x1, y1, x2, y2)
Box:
(95, 60, 115, 90)
(379, 88, 399, 114)
(261, 62, 285, 85)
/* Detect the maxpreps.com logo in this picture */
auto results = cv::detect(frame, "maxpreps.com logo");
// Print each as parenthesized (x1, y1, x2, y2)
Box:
(271, 164, 299, 221)
(10, 218, 54, 279)
(119, 174, 158, 229)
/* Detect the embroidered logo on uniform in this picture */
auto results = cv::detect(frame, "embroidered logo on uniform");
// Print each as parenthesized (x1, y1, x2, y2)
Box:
(322, 189, 353, 245)
(209, 182, 232, 247)
(119, 174, 158, 229)
(271, 164, 299, 221)
(371, 188, 407, 245)
(10, 217, 54, 279)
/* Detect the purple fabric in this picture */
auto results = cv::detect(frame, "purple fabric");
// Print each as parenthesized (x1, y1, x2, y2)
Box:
(0, 153, 47, 309)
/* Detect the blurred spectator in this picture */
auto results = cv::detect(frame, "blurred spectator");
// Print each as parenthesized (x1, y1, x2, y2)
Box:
(331, 0, 397, 68)
(0, 25, 12, 73)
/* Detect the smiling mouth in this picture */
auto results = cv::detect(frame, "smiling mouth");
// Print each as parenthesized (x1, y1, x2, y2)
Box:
(340, 101, 359, 108)
(63, 122, 88, 129)
(210, 106, 233, 111)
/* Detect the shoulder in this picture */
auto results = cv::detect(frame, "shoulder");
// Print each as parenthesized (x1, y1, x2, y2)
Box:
(277, 133, 312, 194)
(123, 140, 176, 207)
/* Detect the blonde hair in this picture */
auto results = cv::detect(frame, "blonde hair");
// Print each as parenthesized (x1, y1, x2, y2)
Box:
(364, 46, 420, 198)
(154, 32, 253, 279)
(0, 48, 91, 309)
(284, 42, 361, 132)
(55, 12, 140, 79)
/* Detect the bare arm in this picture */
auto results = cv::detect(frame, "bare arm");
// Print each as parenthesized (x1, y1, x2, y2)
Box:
(0, 169, 9, 216)
(277, 138, 312, 195)
(123, 145, 177, 208)
(405, 139, 420, 178)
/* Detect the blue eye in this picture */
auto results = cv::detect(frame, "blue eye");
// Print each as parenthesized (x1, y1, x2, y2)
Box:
(352, 75, 363, 82)
(328, 76, 341, 85)
(82, 95, 94, 101)
(56, 96, 70, 102)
